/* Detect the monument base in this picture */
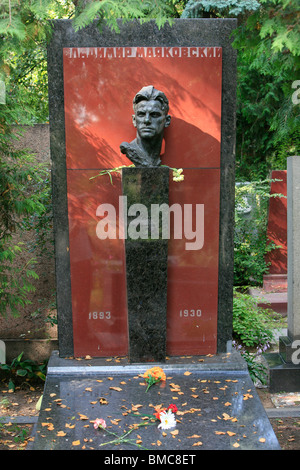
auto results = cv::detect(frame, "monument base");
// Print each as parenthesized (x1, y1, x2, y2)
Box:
(31, 351, 280, 450)
(264, 346, 300, 393)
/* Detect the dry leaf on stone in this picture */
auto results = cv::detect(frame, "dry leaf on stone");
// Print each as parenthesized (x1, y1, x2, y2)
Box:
(109, 387, 122, 392)
(192, 441, 203, 446)
(99, 397, 108, 405)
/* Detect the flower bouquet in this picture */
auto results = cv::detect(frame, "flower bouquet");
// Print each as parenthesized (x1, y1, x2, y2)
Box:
(143, 367, 166, 392)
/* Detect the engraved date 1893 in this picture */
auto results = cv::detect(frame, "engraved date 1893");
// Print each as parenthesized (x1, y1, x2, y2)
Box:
(89, 311, 111, 320)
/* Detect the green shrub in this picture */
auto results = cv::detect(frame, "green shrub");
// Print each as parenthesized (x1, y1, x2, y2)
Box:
(234, 179, 284, 286)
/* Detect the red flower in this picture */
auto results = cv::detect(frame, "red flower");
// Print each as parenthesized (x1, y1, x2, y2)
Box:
(167, 404, 178, 414)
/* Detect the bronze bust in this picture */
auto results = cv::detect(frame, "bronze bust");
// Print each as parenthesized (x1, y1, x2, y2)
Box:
(120, 85, 171, 167)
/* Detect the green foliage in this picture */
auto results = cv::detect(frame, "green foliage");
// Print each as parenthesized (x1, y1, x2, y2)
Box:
(232, 0, 300, 179)
(0, 352, 47, 389)
(182, 0, 260, 18)
(234, 179, 284, 286)
(72, 0, 184, 32)
(238, 349, 268, 384)
(232, 288, 284, 384)
(232, 289, 282, 348)
(0, 136, 51, 317)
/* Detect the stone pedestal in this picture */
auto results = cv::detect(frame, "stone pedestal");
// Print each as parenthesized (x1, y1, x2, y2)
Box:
(122, 167, 169, 363)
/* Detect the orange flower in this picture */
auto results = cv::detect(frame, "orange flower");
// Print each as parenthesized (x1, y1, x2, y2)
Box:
(143, 367, 166, 392)
(143, 367, 166, 381)
(153, 405, 167, 420)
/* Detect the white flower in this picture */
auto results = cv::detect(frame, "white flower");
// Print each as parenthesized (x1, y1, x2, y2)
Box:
(157, 410, 176, 430)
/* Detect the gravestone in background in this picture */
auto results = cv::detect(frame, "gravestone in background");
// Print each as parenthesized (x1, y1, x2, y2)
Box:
(265, 156, 300, 392)
(48, 19, 237, 360)
(264, 170, 287, 292)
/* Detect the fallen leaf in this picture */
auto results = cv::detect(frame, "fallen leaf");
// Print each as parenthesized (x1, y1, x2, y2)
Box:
(57, 431, 66, 437)
(171, 429, 179, 436)
(99, 397, 108, 405)
(192, 441, 203, 446)
(131, 404, 143, 411)
(215, 431, 226, 435)
(184, 371, 192, 376)
(90, 401, 98, 405)
(187, 434, 201, 438)
(224, 402, 232, 407)
(232, 442, 240, 448)
(50, 393, 56, 397)
(85, 387, 93, 392)
(109, 387, 122, 392)
(157, 440, 162, 446)
(78, 413, 89, 420)
(65, 423, 75, 429)
(72, 440, 80, 446)
(259, 438, 266, 443)
(227, 431, 236, 437)
(222, 413, 232, 421)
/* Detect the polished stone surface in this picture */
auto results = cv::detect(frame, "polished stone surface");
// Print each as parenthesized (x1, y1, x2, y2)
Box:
(31, 352, 280, 450)
(122, 167, 169, 363)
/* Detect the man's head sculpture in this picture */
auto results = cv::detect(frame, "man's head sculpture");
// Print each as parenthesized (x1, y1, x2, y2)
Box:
(120, 85, 171, 167)
(132, 85, 169, 115)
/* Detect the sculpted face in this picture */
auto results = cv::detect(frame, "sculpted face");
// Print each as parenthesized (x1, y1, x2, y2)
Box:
(132, 100, 171, 140)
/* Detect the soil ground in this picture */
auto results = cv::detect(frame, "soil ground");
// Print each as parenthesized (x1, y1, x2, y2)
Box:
(0, 376, 299, 451)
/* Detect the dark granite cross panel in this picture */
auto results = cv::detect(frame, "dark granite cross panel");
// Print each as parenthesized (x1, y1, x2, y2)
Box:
(122, 167, 169, 362)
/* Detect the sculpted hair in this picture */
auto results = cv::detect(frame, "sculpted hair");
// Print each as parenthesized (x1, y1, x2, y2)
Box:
(133, 85, 169, 114)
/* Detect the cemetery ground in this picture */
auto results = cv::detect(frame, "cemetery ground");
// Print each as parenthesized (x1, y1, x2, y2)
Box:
(1, 359, 300, 451)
